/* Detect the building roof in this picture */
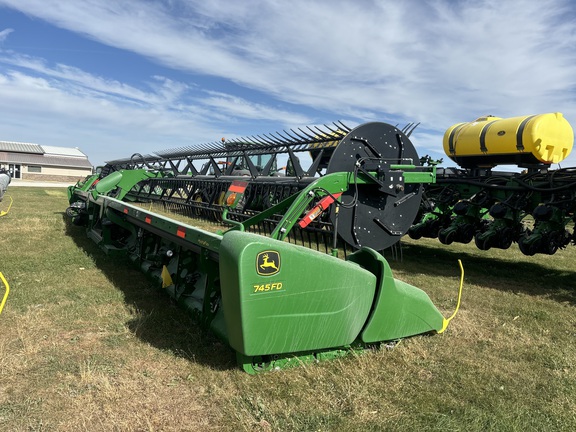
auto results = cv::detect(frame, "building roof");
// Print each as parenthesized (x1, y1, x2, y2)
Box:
(0, 141, 44, 154)
(0, 151, 93, 169)
(0, 140, 93, 169)
(41, 145, 87, 157)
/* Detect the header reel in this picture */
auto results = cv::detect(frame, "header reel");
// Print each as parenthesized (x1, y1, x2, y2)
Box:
(97, 121, 431, 253)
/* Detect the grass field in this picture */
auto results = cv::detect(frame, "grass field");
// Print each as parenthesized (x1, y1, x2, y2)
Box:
(0, 187, 575, 431)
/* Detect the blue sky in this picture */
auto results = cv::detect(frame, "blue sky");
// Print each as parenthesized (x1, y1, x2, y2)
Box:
(0, 0, 575, 168)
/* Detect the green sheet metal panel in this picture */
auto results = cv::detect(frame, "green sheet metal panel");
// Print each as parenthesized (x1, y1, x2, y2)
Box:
(347, 248, 445, 343)
(219, 231, 377, 356)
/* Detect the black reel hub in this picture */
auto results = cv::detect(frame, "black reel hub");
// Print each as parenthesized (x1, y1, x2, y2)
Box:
(327, 122, 422, 250)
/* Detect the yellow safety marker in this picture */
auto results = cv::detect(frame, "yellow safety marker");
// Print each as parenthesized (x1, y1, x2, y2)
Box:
(438, 259, 464, 333)
(0, 272, 9, 315)
(161, 265, 173, 288)
(0, 195, 13, 217)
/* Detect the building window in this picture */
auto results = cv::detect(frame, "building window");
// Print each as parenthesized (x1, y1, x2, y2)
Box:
(27, 165, 42, 173)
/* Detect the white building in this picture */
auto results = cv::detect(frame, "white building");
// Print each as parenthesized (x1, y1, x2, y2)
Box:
(0, 141, 93, 182)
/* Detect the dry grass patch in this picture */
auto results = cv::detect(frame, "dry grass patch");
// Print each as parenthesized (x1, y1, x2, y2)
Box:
(0, 187, 575, 431)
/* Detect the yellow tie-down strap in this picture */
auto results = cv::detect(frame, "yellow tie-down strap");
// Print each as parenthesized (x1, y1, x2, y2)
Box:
(438, 259, 464, 334)
(0, 272, 9, 315)
(0, 195, 13, 217)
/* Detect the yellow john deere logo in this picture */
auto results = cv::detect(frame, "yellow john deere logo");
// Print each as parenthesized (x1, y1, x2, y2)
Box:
(256, 251, 280, 276)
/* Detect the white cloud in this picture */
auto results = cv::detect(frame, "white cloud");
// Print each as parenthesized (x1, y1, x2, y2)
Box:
(201, 91, 310, 124)
(0, 28, 14, 43)
(0, 52, 315, 164)
(0, 0, 575, 166)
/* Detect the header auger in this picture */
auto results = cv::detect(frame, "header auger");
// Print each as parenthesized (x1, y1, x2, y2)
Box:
(67, 121, 460, 373)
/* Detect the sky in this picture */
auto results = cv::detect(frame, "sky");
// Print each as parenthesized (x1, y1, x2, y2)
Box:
(0, 0, 575, 168)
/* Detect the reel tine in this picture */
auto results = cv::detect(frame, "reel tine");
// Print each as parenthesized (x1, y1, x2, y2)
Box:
(251, 135, 270, 146)
(405, 122, 420, 137)
(297, 127, 318, 141)
(262, 133, 286, 146)
(307, 125, 323, 139)
(334, 121, 351, 132)
(282, 129, 305, 143)
(269, 131, 293, 145)
(274, 129, 297, 143)
(313, 124, 333, 137)
(291, 128, 316, 144)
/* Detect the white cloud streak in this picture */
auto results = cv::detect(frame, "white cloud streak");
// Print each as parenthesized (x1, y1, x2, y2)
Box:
(0, 28, 14, 42)
(0, 0, 575, 166)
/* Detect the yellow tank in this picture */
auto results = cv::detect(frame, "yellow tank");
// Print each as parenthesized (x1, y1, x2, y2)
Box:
(443, 113, 574, 168)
